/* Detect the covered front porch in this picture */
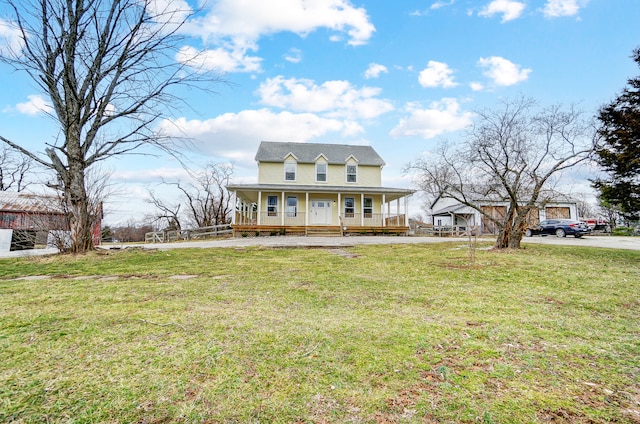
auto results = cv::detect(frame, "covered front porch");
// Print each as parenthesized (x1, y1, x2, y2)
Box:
(227, 184, 414, 236)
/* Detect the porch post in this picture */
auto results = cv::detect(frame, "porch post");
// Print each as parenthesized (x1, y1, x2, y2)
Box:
(281, 191, 285, 226)
(337, 192, 341, 226)
(387, 199, 391, 227)
(382, 194, 386, 227)
(257, 191, 262, 225)
(360, 193, 364, 226)
(231, 190, 237, 225)
(404, 195, 409, 226)
(305, 192, 309, 226)
(396, 198, 401, 226)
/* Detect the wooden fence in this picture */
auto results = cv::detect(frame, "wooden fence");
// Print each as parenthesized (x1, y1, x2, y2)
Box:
(145, 224, 232, 243)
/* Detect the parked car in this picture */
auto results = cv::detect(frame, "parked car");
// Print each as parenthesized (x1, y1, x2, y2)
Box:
(525, 219, 591, 238)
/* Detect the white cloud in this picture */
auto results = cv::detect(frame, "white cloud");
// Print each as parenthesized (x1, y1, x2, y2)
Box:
(390, 98, 474, 139)
(256, 76, 394, 119)
(0, 19, 23, 56)
(477, 56, 531, 86)
(470, 82, 485, 91)
(146, 0, 192, 31)
(364, 63, 388, 79)
(113, 167, 193, 184)
(158, 109, 364, 164)
(431, 0, 456, 10)
(478, 0, 526, 22)
(543, 0, 587, 18)
(185, 0, 375, 74)
(13, 95, 53, 116)
(284, 48, 302, 63)
(178, 0, 375, 73)
(175, 45, 262, 73)
(418, 61, 458, 88)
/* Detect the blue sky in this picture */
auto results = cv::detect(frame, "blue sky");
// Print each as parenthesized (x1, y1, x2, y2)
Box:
(1, 0, 639, 224)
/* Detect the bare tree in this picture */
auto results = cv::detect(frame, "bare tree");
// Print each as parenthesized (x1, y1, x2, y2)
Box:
(146, 189, 183, 231)
(0, 0, 221, 253)
(0, 146, 33, 191)
(112, 219, 153, 243)
(407, 97, 596, 249)
(574, 194, 596, 219)
(184, 163, 233, 227)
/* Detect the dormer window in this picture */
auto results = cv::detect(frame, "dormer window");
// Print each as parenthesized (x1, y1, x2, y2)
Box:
(316, 162, 327, 182)
(284, 160, 297, 181)
(346, 164, 357, 183)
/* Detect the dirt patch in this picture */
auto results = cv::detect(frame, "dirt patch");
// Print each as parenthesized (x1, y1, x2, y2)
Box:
(328, 248, 360, 258)
(168, 275, 199, 280)
(14, 275, 51, 281)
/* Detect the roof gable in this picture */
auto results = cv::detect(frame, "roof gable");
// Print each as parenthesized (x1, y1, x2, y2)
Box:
(255, 141, 385, 166)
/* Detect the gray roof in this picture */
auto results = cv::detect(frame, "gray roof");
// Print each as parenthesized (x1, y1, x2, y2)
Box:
(0, 191, 64, 214)
(255, 141, 386, 166)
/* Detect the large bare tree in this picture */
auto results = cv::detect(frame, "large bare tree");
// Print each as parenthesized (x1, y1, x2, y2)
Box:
(407, 97, 596, 249)
(0, 0, 220, 253)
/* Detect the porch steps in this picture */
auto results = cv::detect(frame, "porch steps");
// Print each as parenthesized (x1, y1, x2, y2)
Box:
(306, 226, 343, 237)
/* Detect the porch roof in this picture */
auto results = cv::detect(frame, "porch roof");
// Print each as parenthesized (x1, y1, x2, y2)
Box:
(227, 183, 414, 203)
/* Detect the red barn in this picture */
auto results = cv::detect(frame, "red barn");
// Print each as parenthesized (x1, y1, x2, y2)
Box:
(0, 191, 101, 250)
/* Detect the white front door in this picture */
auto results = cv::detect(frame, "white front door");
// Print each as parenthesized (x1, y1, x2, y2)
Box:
(310, 200, 332, 225)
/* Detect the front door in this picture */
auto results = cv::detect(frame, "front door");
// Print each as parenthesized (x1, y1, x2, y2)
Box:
(310, 200, 332, 225)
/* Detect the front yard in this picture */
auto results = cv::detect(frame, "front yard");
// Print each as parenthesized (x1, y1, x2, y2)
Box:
(1, 243, 638, 422)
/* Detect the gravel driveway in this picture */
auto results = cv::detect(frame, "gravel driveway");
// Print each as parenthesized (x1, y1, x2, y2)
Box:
(1, 235, 639, 258)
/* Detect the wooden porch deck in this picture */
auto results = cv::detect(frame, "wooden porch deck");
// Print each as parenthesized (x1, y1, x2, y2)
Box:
(231, 224, 410, 237)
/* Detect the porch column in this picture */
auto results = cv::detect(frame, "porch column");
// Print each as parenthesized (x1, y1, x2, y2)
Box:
(387, 198, 391, 227)
(404, 196, 409, 227)
(337, 192, 341, 226)
(257, 191, 262, 225)
(382, 194, 386, 227)
(396, 198, 401, 226)
(231, 190, 237, 225)
(281, 192, 285, 226)
(361, 193, 364, 226)
(305, 192, 309, 226)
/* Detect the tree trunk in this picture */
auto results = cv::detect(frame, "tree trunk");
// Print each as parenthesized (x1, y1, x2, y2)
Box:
(65, 159, 94, 254)
(494, 206, 524, 249)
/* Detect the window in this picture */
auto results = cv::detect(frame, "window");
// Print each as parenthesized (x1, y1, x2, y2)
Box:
(363, 197, 373, 218)
(267, 196, 278, 216)
(344, 197, 355, 218)
(284, 161, 296, 181)
(286, 196, 298, 217)
(346, 164, 357, 183)
(316, 162, 327, 182)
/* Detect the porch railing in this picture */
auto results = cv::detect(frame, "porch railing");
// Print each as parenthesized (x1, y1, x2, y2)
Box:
(342, 213, 407, 227)
(234, 212, 407, 227)
(235, 212, 307, 226)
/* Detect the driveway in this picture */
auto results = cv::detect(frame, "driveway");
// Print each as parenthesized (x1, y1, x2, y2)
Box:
(1, 235, 639, 258)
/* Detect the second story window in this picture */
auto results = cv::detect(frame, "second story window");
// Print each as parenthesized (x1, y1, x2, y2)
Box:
(346, 164, 357, 183)
(284, 161, 296, 181)
(316, 162, 327, 182)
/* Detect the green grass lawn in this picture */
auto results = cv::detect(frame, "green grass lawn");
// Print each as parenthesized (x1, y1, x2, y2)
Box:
(1, 243, 639, 423)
